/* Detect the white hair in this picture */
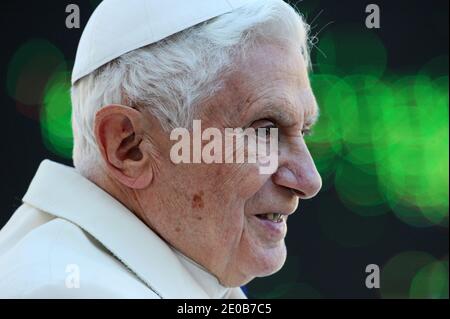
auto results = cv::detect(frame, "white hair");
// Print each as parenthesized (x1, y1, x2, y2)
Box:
(71, 0, 310, 177)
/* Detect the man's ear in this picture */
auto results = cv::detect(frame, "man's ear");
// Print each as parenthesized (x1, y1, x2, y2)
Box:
(94, 104, 153, 189)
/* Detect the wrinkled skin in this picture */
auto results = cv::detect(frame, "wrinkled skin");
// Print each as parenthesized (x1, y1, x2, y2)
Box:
(93, 42, 322, 287)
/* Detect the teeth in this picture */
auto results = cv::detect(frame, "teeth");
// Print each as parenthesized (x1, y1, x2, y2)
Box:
(262, 213, 284, 223)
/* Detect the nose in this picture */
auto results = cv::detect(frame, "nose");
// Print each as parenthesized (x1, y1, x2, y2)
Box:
(271, 141, 322, 199)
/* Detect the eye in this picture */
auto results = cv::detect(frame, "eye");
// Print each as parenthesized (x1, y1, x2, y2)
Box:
(262, 124, 277, 137)
(251, 119, 277, 138)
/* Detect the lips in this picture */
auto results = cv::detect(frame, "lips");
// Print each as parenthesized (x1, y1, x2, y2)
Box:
(250, 212, 289, 242)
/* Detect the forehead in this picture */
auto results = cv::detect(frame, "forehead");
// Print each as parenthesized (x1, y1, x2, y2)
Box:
(238, 42, 310, 87)
(217, 42, 318, 126)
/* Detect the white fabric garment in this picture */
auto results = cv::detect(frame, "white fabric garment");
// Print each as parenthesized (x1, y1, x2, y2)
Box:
(0, 160, 246, 299)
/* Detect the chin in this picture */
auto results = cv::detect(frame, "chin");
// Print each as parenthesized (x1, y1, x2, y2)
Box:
(239, 241, 288, 285)
(223, 237, 288, 287)
(258, 241, 287, 276)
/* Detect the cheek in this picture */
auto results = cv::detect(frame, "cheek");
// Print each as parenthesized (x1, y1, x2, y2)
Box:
(179, 161, 269, 236)
(198, 163, 267, 235)
(211, 162, 268, 201)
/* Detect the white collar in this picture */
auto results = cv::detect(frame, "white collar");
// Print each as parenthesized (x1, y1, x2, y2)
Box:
(22, 160, 244, 298)
(172, 248, 231, 299)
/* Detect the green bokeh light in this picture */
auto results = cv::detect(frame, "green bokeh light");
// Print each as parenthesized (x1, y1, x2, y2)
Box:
(334, 160, 389, 216)
(373, 75, 449, 227)
(314, 25, 387, 79)
(7, 39, 66, 106)
(381, 251, 436, 299)
(40, 71, 73, 159)
(308, 65, 448, 225)
(410, 260, 449, 299)
(307, 74, 345, 189)
(344, 75, 396, 150)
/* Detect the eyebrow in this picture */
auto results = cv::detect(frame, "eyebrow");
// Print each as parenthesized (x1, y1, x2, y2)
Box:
(251, 95, 319, 129)
(260, 106, 296, 126)
(300, 89, 320, 127)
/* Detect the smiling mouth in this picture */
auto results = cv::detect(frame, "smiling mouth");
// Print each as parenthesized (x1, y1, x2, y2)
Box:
(256, 213, 285, 223)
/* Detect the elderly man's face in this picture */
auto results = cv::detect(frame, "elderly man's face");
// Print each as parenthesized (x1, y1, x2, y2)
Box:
(138, 42, 322, 286)
(97, 41, 322, 287)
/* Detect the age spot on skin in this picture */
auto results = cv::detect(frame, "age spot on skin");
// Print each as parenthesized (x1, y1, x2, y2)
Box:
(192, 191, 205, 209)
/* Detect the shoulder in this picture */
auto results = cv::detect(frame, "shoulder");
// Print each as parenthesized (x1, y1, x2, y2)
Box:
(0, 205, 158, 298)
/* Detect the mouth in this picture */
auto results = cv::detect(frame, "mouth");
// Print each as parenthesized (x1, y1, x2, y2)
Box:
(250, 212, 289, 242)
(255, 213, 285, 223)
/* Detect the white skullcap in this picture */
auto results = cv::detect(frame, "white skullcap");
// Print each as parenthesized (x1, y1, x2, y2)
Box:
(72, 0, 248, 84)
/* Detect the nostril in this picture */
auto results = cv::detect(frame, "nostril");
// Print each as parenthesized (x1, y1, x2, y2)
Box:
(289, 188, 305, 197)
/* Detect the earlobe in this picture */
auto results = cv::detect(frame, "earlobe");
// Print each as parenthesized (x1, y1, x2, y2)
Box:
(94, 104, 154, 190)
(128, 170, 153, 189)
(110, 162, 153, 189)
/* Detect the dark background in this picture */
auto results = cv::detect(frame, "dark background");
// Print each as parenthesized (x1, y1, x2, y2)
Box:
(0, 0, 448, 298)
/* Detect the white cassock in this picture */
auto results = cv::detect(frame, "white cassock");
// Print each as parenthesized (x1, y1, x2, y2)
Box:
(0, 160, 247, 299)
